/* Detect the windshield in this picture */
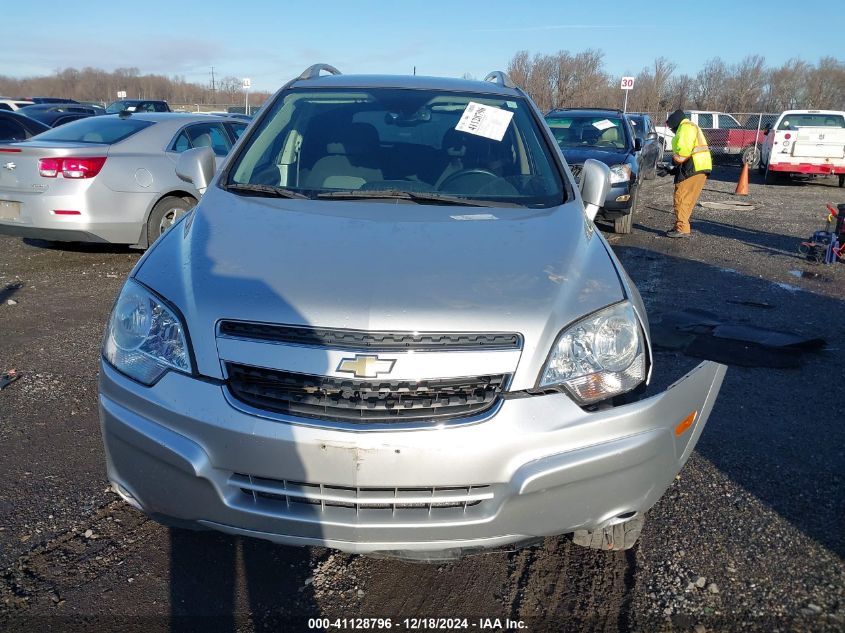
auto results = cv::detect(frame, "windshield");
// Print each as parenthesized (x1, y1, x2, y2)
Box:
(546, 115, 631, 150)
(226, 87, 564, 208)
(719, 115, 741, 129)
(32, 117, 154, 143)
(778, 113, 845, 130)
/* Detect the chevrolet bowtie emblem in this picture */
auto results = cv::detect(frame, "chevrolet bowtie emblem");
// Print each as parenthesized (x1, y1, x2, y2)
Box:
(2, 162, 16, 171)
(336, 354, 395, 378)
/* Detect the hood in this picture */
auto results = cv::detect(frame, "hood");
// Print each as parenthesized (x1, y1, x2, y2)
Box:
(135, 188, 626, 387)
(560, 147, 632, 167)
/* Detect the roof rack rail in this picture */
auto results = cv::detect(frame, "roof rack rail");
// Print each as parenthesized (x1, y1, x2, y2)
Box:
(483, 71, 516, 89)
(298, 64, 342, 81)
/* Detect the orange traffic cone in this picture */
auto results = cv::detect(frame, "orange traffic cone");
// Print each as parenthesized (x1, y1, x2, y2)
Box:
(735, 162, 749, 195)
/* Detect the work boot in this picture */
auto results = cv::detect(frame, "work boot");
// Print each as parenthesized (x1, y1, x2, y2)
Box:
(665, 229, 691, 239)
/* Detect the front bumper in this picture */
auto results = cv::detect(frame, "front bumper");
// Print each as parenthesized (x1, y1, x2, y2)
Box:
(99, 360, 726, 557)
(599, 181, 636, 217)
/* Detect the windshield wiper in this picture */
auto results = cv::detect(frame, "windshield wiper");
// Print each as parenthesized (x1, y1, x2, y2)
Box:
(315, 189, 522, 207)
(225, 183, 309, 199)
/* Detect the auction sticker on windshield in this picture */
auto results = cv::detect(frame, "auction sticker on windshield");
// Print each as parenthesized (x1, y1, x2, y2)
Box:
(593, 119, 615, 130)
(455, 102, 514, 141)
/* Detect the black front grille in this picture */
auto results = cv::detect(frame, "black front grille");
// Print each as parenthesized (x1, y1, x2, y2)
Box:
(225, 363, 506, 423)
(569, 164, 583, 181)
(218, 321, 521, 351)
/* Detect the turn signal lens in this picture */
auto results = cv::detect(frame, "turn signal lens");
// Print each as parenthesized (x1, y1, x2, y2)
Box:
(675, 411, 697, 436)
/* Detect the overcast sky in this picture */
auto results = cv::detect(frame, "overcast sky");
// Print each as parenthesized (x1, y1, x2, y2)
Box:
(3, 0, 840, 92)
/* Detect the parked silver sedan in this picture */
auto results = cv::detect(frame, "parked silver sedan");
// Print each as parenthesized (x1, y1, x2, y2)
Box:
(0, 113, 246, 247)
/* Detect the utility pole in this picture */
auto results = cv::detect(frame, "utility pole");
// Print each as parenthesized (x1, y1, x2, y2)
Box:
(210, 66, 216, 104)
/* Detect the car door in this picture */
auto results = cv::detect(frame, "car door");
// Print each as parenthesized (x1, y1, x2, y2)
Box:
(171, 122, 235, 170)
(761, 114, 781, 165)
(642, 116, 660, 166)
(225, 122, 248, 144)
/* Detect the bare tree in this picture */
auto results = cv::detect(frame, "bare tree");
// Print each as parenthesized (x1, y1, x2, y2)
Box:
(805, 57, 845, 109)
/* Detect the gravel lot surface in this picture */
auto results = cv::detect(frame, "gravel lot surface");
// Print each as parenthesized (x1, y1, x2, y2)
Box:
(0, 166, 843, 632)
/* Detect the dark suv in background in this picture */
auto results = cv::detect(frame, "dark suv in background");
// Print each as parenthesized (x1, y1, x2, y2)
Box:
(545, 108, 640, 233)
(106, 99, 171, 114)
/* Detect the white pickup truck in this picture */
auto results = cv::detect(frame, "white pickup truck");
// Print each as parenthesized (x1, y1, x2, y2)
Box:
(759, 110, 845, 186)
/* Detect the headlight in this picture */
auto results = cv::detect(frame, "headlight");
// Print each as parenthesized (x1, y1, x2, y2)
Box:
(609, 164, 632, 184)
(539, 301, 646, 404)
(103, 279, 192, 385)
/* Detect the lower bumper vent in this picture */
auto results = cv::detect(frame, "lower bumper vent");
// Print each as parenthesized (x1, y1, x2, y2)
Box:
(231, 473, 494, 514)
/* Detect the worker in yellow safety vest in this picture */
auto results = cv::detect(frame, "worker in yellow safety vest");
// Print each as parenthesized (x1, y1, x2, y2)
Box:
(661, 109, 712, 238)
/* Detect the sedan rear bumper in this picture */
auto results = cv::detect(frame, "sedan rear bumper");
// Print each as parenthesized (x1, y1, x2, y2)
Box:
(0, 187, 152, 244)
(99, 360, 726, 558)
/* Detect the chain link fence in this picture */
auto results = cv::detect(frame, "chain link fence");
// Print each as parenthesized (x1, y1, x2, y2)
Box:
(634, 111, 779, 167)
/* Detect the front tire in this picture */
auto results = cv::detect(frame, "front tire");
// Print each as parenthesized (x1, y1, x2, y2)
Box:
(741, 145, 761, 169)
(613, 210, 634, 234)
(146, 196, 196, 245)
(572, 512, 644, 551)
(643, 155, 658, 180)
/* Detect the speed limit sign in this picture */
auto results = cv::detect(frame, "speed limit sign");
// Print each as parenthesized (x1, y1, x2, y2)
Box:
(620, 76, 635, 90)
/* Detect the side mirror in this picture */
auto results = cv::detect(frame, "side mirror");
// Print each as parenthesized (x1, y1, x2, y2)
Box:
(646, 131, 658, 141)
(634, 137, 643, 151)
(176, 146, 216, 193)
(579, 159, 610, 222)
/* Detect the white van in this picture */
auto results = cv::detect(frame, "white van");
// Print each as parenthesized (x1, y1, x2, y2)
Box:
(760, 110, 845, 186)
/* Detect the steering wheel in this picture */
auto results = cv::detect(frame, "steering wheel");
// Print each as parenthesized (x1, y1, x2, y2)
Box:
(438, 168, 499, 192)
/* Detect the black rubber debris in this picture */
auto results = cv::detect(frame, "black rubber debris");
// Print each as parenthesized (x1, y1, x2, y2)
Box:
(684, 336, 802, 368)
(726, 299, 775, 309)
(651, 309, 826, 368)
(712, 324, 825, 351)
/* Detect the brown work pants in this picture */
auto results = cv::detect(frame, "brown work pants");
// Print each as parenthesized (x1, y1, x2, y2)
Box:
(673, 173, 707, 233)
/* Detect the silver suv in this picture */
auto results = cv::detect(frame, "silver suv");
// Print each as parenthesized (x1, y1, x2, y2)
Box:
(99, 65, 726, 560)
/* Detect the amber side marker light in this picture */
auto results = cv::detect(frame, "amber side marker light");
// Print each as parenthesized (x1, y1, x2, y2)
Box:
(674, 411, 697, 436)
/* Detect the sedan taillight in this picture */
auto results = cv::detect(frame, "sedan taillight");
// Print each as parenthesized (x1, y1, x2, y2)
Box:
(38, 157, 107, 179)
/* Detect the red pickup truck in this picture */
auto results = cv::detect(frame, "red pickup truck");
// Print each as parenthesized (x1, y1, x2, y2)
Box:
(706, 114, 778, 166)
(655, 112, 778, 166)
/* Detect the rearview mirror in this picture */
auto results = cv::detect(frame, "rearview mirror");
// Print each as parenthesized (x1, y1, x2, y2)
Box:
(176, 146, 216, 193)
(579, 159, 610, 222)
